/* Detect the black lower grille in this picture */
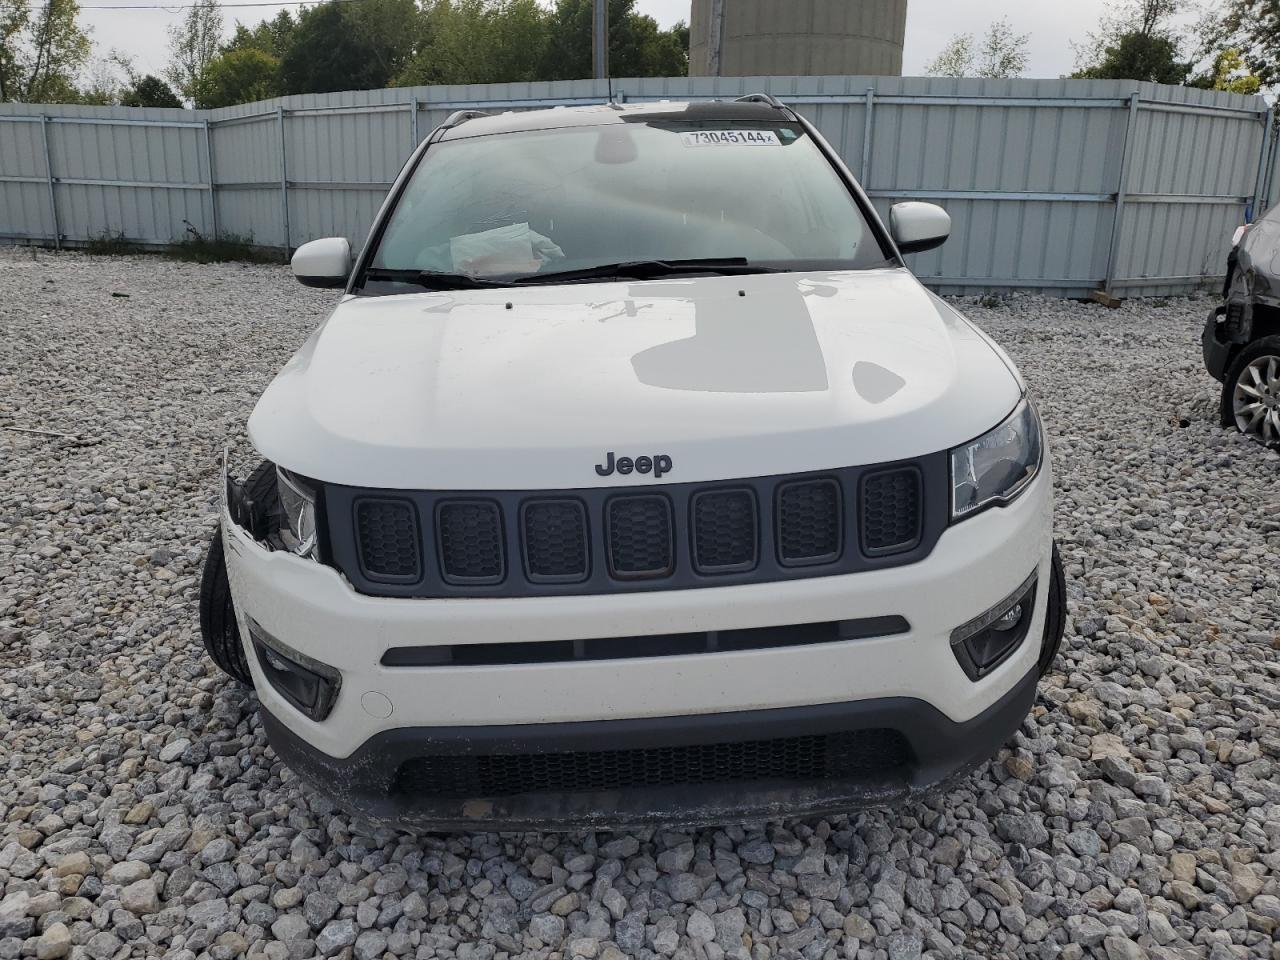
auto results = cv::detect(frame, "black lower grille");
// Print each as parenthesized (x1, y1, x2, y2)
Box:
(437, 501, 504, 584)
(777, 479, 842, 565)
(860, 467, 923, 556)
(391, 728, 913, 798)
(354, 498, 420, 582)
(607, 495, 673, 578)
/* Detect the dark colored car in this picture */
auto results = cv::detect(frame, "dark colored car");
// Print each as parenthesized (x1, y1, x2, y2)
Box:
(1203, 207, 1280, 450)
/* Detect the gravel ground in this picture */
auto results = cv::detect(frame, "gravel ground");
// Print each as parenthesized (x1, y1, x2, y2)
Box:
(1, 246, 1278, 960)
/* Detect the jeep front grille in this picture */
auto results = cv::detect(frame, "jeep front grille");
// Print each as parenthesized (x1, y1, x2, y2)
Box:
(325, 456, 943, 598)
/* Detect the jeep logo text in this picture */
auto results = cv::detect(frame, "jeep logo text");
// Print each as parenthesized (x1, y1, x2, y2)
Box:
(595, 452, 672, 478)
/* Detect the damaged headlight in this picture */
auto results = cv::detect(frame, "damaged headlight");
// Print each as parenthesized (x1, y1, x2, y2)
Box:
(950, 398, 1042, 519)
(277, 467, 319, 558)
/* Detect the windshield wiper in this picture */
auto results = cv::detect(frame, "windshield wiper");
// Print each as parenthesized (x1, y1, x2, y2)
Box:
(363, 267, 513, 290)
(512, 258, 781, 285)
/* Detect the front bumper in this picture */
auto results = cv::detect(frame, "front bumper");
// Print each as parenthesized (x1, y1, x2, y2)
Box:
(260, 663, 1038, 830)
(1203, 306, 1234, 381)
(223, 466, 1052, 826)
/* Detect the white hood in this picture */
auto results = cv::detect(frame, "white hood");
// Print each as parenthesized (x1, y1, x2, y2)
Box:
(249, 268, 1022, 490)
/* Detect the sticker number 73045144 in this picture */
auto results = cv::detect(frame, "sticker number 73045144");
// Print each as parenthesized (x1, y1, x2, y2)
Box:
(680, 130, 781, 147)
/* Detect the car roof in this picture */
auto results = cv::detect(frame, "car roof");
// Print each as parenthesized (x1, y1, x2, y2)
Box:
(437, 99, 793, 141)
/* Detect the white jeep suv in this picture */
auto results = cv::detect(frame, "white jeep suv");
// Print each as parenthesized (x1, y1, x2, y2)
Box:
(202, 95, 1065, 829)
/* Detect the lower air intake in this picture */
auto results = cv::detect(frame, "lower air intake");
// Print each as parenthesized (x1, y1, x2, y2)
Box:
(391, 729, 913, 798)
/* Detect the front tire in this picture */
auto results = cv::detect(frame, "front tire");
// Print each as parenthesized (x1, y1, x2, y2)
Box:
(1038, 543, 1066, 678)
(1220, 335, 1280, 449)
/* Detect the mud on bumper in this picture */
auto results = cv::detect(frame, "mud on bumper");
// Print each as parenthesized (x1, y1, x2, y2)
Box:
(261, 664, 1038, 831)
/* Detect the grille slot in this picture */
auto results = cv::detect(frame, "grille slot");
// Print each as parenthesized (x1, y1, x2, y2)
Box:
(436, 500, 504, 585)
(522, 500, 589, 583)
(776, 479, 842, 566)
(354, 498, 420, 582)
(691, 489, 758, 573)
(861, 467, 923, 556)
(379, 615, 911, 667)
(606, 495, 674, 579)
(391, 729, 913, 799)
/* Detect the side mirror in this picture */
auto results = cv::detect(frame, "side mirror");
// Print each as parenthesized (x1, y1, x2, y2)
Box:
(889, 202, 951, 255)
(291, 237, 352, 288)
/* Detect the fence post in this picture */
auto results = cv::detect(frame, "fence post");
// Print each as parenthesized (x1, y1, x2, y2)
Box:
(1103, 91, 1140, 296)
(861, 87, 875, 185)
(203, 118, 219, 239)
(1251, 106, 1274, 221)
(409, 94, 419, 148)
(277, 105, 291, 252)
(40, 116, 60, 250)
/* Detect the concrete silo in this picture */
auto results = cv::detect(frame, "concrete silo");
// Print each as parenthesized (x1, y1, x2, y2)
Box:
(689, 0, 908, 77)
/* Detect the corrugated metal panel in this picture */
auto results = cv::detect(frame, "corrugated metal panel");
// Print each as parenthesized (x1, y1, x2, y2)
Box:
(0, 76, 1270, 296)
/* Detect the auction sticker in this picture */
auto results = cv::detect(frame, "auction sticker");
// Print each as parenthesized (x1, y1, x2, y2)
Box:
(680, 130, 781, 147)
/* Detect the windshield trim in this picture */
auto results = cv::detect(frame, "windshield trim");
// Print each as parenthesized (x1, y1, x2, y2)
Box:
(349, 112, 900, 297)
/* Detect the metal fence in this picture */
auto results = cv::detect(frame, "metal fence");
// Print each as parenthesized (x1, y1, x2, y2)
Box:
(1, 76, 1272, 297)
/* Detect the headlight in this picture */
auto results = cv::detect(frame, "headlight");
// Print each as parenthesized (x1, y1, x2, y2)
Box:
(950, 398, 1042, 519)
(277, 467, 318, 558)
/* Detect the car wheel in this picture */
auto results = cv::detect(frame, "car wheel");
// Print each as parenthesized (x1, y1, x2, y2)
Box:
(198, 460, 278, 684)
(1221, 335, 1280, 449)
(1038, 543, 1066, 678)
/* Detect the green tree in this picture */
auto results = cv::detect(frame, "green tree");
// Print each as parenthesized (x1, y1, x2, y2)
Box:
(279, 0, 416, 95)
(1072, 0, 1191, 83)
(1189, 46, 1262, 93)
(1210, 1, 1280, 87)
(166, 0, 223, 103)
(1073, 30, 1190, 82)
(541, 0, 687, 80)
(121, 73, 183, 107)
(224, 9, 295, 59)
(0, 0, 92, 102)
(397, 0, 550, 86)
(926, 18, 1029, 79)
(195, 48, 279, 106)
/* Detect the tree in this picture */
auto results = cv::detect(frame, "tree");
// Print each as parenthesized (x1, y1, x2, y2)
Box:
(166, 0, 223, 103)
(1074, 31, 1190, 82)
(122, 73, 184, 108)
(223, 9, 296, 59)
(1210, 1, 1280, 87)
(1072, 0, 1191, 83)
(0, 0, 92, 102)
(925, 18, 1029, 79)
(540, 0, 687, 80)
(398, 0, 551, 86)
(198, 48, 280, 107)
(279, 0, 416, 95)
(1189, 47, 1262, 94)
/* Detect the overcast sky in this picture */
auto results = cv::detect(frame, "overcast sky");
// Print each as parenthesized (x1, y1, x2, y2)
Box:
(83, 0, 1117, 86)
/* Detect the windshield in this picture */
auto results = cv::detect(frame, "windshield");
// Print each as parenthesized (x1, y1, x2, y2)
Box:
(364, 119, 888, 284)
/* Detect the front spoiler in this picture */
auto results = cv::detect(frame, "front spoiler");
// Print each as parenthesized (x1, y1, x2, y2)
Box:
(261, 663, 1039, 831)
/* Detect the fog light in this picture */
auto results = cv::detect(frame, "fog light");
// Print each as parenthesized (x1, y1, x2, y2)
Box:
(950, 572, 1037, 681)
(247, 619, 341, 721)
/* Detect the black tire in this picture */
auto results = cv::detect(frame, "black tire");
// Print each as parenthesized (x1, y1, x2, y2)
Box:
(1038, 542, 1066, 678)
(199, 461, 278, 684)
(1219, 335, 1280, 449)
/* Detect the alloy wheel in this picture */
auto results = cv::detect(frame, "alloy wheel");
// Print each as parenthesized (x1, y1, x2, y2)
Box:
(1232, 354, 1280, 446)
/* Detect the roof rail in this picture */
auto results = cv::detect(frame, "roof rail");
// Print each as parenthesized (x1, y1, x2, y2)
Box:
(735, 93, 785, 109)
(441, 109, 490, 129)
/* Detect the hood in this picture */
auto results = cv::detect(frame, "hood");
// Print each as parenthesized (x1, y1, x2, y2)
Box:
(249, 268, 1022, 489)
